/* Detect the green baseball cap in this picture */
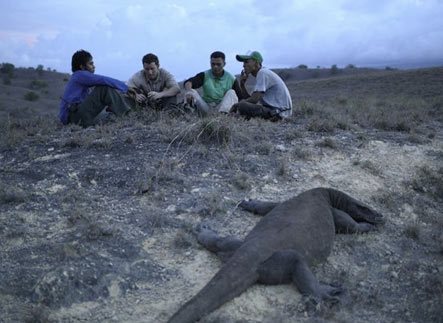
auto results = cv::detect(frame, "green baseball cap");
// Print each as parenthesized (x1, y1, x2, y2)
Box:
(236, 51, 263, 64)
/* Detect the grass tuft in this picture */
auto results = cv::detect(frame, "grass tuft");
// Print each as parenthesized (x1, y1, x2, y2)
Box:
(24, 91, 40, 101)
(0, 185, 27, 204)
(231, 171, 251, 190)
(410, 166, 443, 201)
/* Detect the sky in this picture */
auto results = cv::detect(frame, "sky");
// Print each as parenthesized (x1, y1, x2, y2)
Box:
(1, 0, 443, 82)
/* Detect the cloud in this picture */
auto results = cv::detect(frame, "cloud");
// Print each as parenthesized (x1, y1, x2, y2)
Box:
(0, 0, 442, 81)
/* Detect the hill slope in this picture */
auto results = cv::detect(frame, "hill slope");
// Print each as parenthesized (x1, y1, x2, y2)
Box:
(0, 67, 442, 322)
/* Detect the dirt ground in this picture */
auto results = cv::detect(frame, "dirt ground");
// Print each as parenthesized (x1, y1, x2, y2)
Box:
(0, 68, 442, 323)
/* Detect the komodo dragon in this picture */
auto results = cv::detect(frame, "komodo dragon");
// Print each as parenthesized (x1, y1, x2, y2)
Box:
(168, 187, 384, 322)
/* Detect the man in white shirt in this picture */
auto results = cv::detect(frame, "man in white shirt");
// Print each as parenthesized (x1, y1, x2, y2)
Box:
(232, 51, 292, 120)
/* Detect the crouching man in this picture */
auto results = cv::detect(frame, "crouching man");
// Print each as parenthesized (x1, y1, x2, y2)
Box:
(59, 49, 133, 127)
(127, 53, 180, 109)
(232, 51, 292, 121)
(184, 51, 242, 115)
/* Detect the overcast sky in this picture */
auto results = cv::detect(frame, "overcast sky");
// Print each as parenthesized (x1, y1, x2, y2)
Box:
(1, 0, 442, 81)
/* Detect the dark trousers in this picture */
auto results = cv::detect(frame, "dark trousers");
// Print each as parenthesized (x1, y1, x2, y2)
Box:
(235, 102, 281, 121)
(68, 86, 131, 127)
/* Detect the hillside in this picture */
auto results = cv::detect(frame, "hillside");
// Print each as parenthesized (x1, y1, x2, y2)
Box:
(0, 67, 69, 121)
(0, 66, 442, 322)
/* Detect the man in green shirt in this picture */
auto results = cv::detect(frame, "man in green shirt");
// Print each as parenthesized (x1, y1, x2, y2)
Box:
(184, 51, 242, 115)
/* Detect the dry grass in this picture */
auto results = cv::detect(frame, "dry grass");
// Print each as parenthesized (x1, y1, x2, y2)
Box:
(231, 171, 252, 190)
(410, 166, 443, 201)
(0, 185, 27, 204)
(1, 66, 442, 323)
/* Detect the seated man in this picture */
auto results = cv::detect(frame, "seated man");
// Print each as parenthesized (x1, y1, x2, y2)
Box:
(127, 53, 180, 109)
(184, 51, 242, 115)
(232, 51, 292, 121)
(59, 49, 133, 127)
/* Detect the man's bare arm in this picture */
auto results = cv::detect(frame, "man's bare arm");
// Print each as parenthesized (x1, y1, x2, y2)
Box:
(246, 91, 264, 104)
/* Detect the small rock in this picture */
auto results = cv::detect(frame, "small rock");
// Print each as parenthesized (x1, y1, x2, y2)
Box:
(390, 271, 398, 279)
(166, 205, 176, 212)
(275, 144, 288, 152)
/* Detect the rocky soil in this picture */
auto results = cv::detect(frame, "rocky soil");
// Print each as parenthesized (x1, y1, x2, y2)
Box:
(0, 67, 442, 323)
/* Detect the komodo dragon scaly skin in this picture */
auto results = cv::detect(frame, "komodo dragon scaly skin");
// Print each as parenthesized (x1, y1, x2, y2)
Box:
(168, 187, 384, 323)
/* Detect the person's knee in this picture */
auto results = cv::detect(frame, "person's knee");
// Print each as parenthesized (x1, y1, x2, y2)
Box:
(184, 88, 199, 99)
(225, 89, 236, 97)
(93, 85, 110, 93)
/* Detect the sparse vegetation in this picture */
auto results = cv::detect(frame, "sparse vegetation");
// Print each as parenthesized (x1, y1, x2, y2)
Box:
(0, 185, 27, 204)
(404, 223, 421, 241)
(29, 80, 48, 89)
(410, 166, 443, 201)
(24, 91, 40, 101)
(316, 137, 337, 149)
(358, 160, 382, 176)
(1, 65, 442, 323)
(330, 64, 339, 75)
(231, 171, 251, 190)
(292, 147, 311, 160)
(2, 75, 11, 85)
(202, 190, 226, 217)
(36, 64, 44, 76)
(0, 62, 15, 76)
(276, 157, 289, 177)
(191, 117, 233, 146)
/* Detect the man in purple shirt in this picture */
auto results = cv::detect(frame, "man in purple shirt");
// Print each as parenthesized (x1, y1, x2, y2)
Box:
(59, 50, 133, 127)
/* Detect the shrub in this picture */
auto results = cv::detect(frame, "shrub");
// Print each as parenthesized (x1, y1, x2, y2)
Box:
(196, 118, 232, 146)
(307, 117, 336, 132)
(292, 147, 311, 160)
(3, 76, 11, 85)
(231, 171, 251, 190)
(24, 91, 40, 101)
(29, 80, 48, 89)
(297, 64, 308, 69)
(36, 64, 44, 76)
(346, 64, 355, 69)
(311, 70, 320, 78)
(316, 137, 337, 149)
(330, 64, 339, 75)
(0, 62, 15, 75)
(410, 166, 443, 201)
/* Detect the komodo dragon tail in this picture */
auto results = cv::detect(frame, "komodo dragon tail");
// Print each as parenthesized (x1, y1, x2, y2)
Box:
(168, 250, 259, 323)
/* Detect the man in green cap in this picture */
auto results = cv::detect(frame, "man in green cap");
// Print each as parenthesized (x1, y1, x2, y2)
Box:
(232, 50, 292, 120)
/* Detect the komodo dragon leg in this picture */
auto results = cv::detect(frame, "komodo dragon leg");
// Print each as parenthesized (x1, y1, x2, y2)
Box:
(331, 208, 377, 234)
(257, 249, 343, 301)
(239, 200, 279, 215)
(197, 228, 243, 262)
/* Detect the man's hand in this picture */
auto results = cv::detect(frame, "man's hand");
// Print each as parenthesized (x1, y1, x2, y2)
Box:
(135, 93, 147, 103)
(240, 69, 249, 83)
(185, 92, 195, 106)
(147, 91, 163, 101)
